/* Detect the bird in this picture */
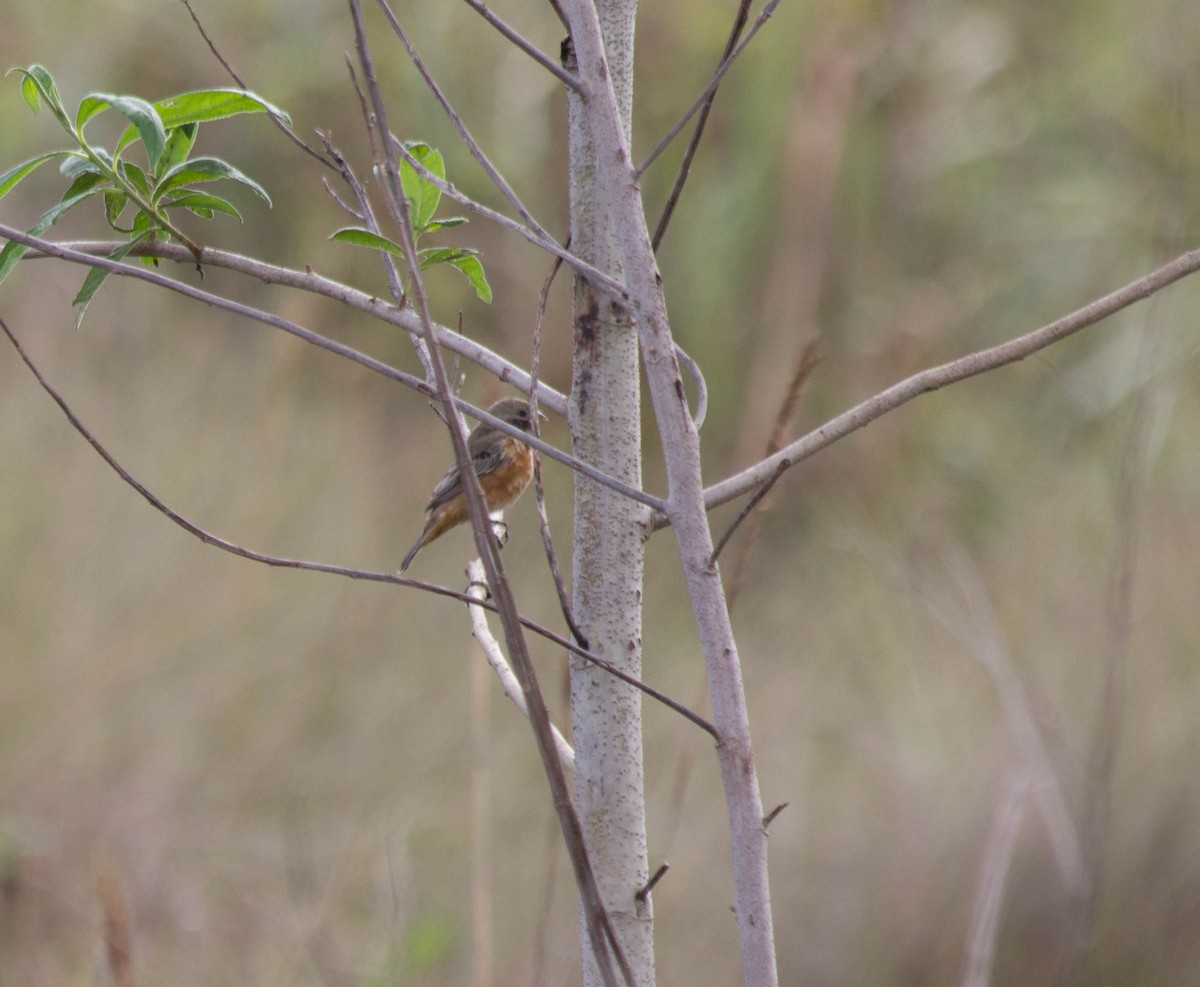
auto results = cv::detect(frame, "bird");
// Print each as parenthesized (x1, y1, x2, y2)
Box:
(400, 397, 545, 571)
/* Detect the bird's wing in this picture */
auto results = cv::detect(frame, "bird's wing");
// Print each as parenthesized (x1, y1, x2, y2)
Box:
(424, 441, 505, 512)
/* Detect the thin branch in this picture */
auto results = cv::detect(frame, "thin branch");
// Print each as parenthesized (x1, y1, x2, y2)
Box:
(762, 802, 789, 830)
(530, 250, 590, 648)
(546, 0, 568, 30)
(21, 229, 563, 411)
(674, 340, 709, 428)
(647, 0, 754, 251)
(634, 863, 669, 905)
(178, 0, 336, 170)
(4, 228, 666, 511)
(458, 0, 581, 91)
(466, 560, 576, 772)
(724, 338, 821, 610)
(376, 0, 553, 248)
(321, 127, 409, 310)
(635, 0, 781, 183)
(699, 245, 1200, 520)
(709, 457, 789, 567)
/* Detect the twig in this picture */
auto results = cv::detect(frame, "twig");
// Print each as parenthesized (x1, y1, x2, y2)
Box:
(646, 0, 754, 250)
(321, 126, 409, 310)
(635, 0, 781, 183)
(709, 458, 788, 567)
(673, 341, 709, 428)
(530, 250, 589, 647)
(723, 338, 820, 609)
(698, 244, 1200, 520)
(458, 0, 581, 91)
(634, 863, 669, 905)
(546, 0, 568, 31)
(762, 802, 789, 830)
(466, 560, 575, 771)
(178, 0, 335, 169)
(376, 1, 553, 248)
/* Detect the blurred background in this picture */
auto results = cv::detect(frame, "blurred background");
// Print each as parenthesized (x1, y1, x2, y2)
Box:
(2, 1, 1199, 984)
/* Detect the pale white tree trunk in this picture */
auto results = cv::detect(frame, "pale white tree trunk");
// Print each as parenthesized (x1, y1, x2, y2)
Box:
(566, 1, 655, 985)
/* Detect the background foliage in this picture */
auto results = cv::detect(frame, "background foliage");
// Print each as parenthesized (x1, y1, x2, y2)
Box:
(2, 1, 1198, 984)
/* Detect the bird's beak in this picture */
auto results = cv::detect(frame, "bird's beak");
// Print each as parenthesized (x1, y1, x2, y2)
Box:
(536, 410, 549, 423)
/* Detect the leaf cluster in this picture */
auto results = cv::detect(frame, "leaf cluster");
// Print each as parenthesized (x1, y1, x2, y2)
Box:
(330, 141, 492, 303)
(0, 64, 286, 325)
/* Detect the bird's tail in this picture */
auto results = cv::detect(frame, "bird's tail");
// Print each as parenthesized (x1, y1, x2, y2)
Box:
(400, 529, 428, 571)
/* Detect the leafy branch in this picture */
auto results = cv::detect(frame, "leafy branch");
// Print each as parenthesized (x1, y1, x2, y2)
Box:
(330, 140, 492, 303)
(0, 64, 284, 324)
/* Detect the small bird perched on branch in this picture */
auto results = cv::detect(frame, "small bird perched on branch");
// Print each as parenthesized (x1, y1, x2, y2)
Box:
(400, 397, 544, 571)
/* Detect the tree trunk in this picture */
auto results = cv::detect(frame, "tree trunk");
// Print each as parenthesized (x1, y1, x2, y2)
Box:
(566, 1, 655, 984)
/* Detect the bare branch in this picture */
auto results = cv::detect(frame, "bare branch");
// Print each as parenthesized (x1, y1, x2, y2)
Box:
(634, 0, 781, 183)
(530, 250, 590, 647)
(22, 229, 561, 410)
(700, 245, 1200, 518)
(674, 340, 709, 428)
(466, 560, 576, 771)
(458, 0, 582, 91)
(646, 0, 753, 251)
(709, 458, 789, 568)
(178, 0, 336, 170)
(376, 1, 553, 246)
(723, 338, 820, 610)
(634, 863, 669, 905)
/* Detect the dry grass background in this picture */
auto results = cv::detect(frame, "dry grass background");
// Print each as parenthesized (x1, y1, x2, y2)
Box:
(2, 1, 1200, 984)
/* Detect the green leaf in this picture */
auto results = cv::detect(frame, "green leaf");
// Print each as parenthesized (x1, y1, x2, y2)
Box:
(9, 65, 63, 119)
(72, 233, 151, 329)
(113, 88, 292, 161)
(154, 88, 291, 129)
(118, 161, 150, 197)
(78, 93, 166, 170)
(60, 151, 110, 179)
(19, 74, 40, 113)
(399, 142, 444, 232)
(450, 253, 491, 304)
(418, 247, 492, 303)
(422, 217, 468, 233)
(39, 184, 108, 227)
(329, 226, 405, 256)
(160, 123, 198, 175)
(61, 171, 108, 203)
(0, 151, 71, 198)
(160, 189, 243, 222)
(104, 190, 129, 230)
(153, 156, 271, 206)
